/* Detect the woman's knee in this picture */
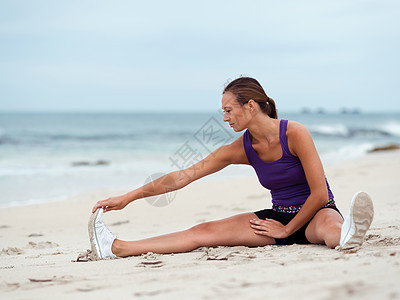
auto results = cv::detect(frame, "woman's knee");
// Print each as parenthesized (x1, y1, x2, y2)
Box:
(323, 212, 343, 228)
(187, 221, 219, 246)
(307, 210, 342, 242)
(189, 222, 216, 235)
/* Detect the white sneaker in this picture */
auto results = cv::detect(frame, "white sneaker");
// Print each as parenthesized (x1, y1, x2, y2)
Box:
(88, 208, 117, 259)
(339, 191, 374, 250)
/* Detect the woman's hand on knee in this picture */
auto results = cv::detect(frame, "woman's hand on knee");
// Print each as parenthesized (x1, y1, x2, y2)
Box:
(249, 218, 289, 239)
(92, 194, 129, 213)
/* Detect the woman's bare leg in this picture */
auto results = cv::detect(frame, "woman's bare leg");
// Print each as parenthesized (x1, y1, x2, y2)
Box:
(112, 213, 276, 257)
(305, 208, 344, 248)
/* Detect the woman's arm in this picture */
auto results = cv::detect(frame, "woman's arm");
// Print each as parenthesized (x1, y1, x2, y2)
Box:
(92, 136, 249, 213)
(251, 121, 329, 238)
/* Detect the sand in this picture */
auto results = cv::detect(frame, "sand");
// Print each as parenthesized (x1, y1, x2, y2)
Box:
(1, 150, 399, 299)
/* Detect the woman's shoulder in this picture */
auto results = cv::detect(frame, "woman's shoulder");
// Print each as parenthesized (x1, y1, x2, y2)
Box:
(285, 120, 314, 156)
(226, 133, 245, 150)
(220, 134, 249, 164)
(286, 120, 310, 137)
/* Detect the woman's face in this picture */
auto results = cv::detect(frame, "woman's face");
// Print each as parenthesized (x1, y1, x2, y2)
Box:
(221, 92, 251, 132)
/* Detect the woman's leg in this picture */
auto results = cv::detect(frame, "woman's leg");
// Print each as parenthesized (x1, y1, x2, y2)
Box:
(112, 213, 276, 257)
(305, 208, 343, 248)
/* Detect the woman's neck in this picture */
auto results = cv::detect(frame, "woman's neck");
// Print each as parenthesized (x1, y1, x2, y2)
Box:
(247, 115, 280, 144)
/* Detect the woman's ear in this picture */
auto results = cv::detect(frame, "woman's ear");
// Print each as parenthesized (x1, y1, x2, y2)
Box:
(248, 99, 256, 112)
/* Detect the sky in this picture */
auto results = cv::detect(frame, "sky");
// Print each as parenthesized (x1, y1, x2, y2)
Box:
(0, 0, 399, 113)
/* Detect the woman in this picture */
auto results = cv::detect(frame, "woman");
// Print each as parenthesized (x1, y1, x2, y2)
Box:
(89, 77, 374, 259)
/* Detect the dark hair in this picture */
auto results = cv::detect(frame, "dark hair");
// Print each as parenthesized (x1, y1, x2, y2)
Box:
(223, 77, 277, 119)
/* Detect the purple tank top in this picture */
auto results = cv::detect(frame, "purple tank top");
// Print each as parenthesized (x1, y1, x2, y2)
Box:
(243, 120, 334, 206)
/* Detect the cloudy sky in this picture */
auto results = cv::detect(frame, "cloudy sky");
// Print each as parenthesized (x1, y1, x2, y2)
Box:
(0, 0, 399, 113)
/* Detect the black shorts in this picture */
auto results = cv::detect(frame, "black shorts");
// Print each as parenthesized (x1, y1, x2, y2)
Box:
(253, 206, 342, 245)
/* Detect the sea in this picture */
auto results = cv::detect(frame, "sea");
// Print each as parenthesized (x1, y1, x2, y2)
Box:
(1, 111, 399, 207)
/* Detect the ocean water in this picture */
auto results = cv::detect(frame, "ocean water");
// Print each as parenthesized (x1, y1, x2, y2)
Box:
(0, 111, 399, 206)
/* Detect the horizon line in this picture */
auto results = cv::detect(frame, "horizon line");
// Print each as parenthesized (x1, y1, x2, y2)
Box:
(0, 109, 399, 114)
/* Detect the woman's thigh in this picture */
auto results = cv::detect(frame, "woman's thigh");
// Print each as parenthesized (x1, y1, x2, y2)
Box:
(189, 212, 276, 247)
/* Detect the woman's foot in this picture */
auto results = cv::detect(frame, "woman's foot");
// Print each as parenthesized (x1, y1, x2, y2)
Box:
(339, 191, 374, 250)
(88, 208, 117, 259)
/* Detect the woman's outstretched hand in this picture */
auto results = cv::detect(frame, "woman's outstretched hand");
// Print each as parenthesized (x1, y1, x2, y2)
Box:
(249, 218, 289, 239)
(92, 194, 130, 213)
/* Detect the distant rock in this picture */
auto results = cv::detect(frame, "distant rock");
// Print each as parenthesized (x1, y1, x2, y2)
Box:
(368, 144, 400, 153)
(340, 108, 361, 114)
(300, 107, 312, 114)
(72, 161, 90, 166)
(71, 160, 110, 167)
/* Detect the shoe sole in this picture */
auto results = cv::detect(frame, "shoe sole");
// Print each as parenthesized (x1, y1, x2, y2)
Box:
(88, 208, 102, 260)
(340, 191, 374, 249)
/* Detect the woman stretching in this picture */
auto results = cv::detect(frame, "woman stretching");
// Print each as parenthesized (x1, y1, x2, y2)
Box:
(89, 77, 374, 259)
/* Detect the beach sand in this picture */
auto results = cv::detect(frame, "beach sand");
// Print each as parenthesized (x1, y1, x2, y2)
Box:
(1, 150, 399, 299)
